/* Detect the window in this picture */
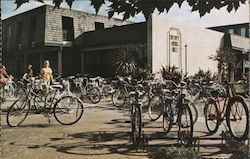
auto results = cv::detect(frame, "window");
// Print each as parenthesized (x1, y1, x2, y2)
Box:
(16, 21, 23, 48)
(62, 16, 74, 41)
(95, 22, 104, 30)
(240, 27, 246, 37)
(6, 25, 12, 49)
(229, 28, 234, 34)
(29, 17, 37, 46)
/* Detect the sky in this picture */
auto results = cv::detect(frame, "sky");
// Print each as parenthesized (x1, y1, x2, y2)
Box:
(2, 0, 249, 28)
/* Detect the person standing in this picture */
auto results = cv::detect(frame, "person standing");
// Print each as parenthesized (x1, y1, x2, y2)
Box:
(40, 60, 53, 81)
(40, 60, 53, 95)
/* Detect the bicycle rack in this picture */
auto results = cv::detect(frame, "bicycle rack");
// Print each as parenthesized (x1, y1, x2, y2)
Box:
(191, 137, 200, 152)
(221, 131, 249, 145)
(132, 130, 148, 152)
(177, 131, 200, 152)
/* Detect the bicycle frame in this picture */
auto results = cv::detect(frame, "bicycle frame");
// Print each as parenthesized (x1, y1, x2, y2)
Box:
(208, 83, 236, 123)
(25, 83, 60, 114)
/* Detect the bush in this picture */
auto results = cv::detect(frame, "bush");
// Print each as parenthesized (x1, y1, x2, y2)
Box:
(148, 146, 199, 159)
(193, 68, 215, 83)
(229, 142, 249, 159)
(132, 66, 153, 80)
(161, 65, 182, 84)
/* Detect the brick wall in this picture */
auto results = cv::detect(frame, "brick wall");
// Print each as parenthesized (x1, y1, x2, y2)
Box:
(44, 5, 132, 45)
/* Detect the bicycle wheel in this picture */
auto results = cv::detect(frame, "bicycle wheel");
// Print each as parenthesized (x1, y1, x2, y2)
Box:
(148, 94, 162, 121)
(53, 96, 84, 125)
(204, 99, 219, 134)
(112, 89, 126, 107)
(7, 97, 30, 127)
(189, 102, 198, 124)
(88, 87, 101, 104)
(131, 105, 142, 147)
(72, 85, 84, 100)
(163, 101, 173, 134)
(8, 83, 16, 97)
(226, 96, 249, 141)
(178, 104, 193, 146)
(102, 86, 113, 102)
(14, 83, 26, 98)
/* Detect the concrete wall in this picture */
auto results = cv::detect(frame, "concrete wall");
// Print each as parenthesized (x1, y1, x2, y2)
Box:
(148, 15, 224, 75)
(44, 5, 132, 45)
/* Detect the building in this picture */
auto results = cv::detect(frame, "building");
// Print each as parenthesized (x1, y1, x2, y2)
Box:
(3, 5, 131, 78)
(3, 5, 249, 80)
(208, 23, 249, 80)
(208, 23, 249, 38)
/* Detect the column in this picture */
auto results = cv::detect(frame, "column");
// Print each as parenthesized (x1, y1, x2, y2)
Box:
(39, 53, 43, 69)
(81, 50, 85, 75)
(23, 54, 27, 72)
(58, 46, 63, 77)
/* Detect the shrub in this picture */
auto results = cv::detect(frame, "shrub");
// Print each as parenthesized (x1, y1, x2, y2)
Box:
(148, 146, 199, 159)
(161, 65, 182, 84)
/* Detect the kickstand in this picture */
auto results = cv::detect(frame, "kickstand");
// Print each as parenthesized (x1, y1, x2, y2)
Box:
(47, 117, 51, 126)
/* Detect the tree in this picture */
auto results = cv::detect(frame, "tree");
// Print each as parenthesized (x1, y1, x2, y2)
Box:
(14, 0, 247, 20)
(113, 45, 138, 76)
(210, 47, 237, 82)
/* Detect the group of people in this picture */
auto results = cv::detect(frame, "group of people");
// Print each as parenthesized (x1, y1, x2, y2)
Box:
(0, 60, 53, 85)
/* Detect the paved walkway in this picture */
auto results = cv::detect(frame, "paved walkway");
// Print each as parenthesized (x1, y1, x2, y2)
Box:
(1, 97, 248, 159)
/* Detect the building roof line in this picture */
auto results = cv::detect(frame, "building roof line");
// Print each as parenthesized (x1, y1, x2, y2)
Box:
(207, 22, 249, 29)
(3, 4, 132, 23)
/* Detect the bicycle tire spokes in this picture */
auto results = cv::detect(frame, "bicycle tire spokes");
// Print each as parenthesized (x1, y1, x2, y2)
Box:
(54, 96, 84, 125)
(7, 98, 30, 127)
(226, 97, 249, 141)
(178, 105, 193, 146)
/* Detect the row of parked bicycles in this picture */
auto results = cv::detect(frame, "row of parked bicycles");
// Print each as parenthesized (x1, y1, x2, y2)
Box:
(110, 75, 249, 146)
(2, 74, 249, 147)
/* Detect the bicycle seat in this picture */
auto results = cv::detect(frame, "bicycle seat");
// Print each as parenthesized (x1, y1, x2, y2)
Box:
(50, 84, 63, 90)
(130, 91, 144, 98)
(161, 88, 171, 94)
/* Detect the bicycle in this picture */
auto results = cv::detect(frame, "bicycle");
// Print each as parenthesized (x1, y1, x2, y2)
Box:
(96, 77, 115, 102)
(112, 77, 149, 108)
(148, 79, 198, 125)
(204, 81, 249, 141)
(129, 85, 144, 147)
(71, 76, 101, 104)
(7, 79, 84, 127)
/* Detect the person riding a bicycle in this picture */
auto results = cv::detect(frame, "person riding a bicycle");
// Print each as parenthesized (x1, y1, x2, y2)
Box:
(0, 65, 10, 84)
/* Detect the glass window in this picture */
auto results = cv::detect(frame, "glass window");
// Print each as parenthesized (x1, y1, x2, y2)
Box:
(229, 29, 234, 34)
(95, 22, 104, 30)
(29, 17, 37, 45)
(6, 25, 12, 49)
(16, 21, 23, 47)
(240, 27, 246, 37)
(62, 16, 74, 41)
